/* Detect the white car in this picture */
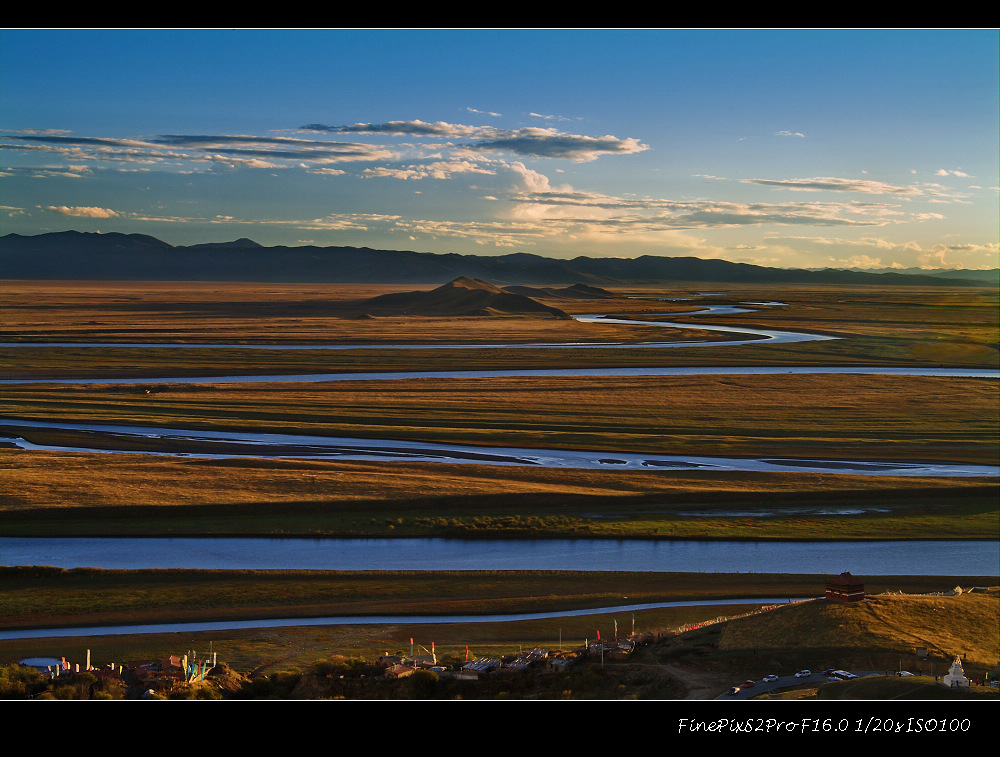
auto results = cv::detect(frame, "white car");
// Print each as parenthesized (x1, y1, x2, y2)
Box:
(794, 669, 812, 678)
(762, 674, 779, 683)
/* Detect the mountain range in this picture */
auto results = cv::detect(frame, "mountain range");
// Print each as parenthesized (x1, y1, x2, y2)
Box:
(1, 231, 995, 287)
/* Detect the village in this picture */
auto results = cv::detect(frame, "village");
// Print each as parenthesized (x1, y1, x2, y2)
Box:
(11, 600, 779, 699)
(13, 629, 655, 699)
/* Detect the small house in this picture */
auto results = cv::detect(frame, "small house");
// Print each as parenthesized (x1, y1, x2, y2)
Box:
(825, 572, 865, 602)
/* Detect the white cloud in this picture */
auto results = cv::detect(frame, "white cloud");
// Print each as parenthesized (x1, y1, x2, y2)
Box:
(507, 162, 552, 193)
(43, 205, 119, 218)
(743, 176, 923, 195)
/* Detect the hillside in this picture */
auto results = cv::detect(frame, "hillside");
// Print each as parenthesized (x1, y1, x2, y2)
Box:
(359, 276, 573, 318)
(643, 588, 999, 699)
(717, 590, 998, 668)
(1, 231, 992, 286)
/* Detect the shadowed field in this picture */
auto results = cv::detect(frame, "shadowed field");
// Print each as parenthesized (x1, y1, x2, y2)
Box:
(3, 567, 990, 633)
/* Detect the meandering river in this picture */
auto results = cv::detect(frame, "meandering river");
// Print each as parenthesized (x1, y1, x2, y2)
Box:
(3, 304, 997, 473)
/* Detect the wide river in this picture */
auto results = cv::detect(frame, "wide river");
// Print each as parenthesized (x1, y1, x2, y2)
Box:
(3, 536, 995, 575)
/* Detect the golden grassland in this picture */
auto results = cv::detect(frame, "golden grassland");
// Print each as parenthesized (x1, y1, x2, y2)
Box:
(1, 280, 997, 539)
(1, 281, 997, 376)
(1, 451, 996, 538)
(3, 373, 996, 463)
(0, 280, 697, 347)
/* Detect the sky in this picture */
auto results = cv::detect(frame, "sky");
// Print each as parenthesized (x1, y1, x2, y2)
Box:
(1, 28, 998, 270)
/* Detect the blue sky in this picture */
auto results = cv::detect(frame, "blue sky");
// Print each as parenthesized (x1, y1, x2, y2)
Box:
(1, 28, 997, 270)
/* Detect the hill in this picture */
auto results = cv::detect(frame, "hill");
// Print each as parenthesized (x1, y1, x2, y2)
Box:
(647, 588, 999, 698)
(717, 589, 998, 668)
(0, 231, 990, 286)
(360, 276, 573, 318)
(500, 283, 620, 300)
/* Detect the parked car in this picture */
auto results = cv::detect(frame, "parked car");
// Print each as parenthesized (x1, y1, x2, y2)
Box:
(822, 668, 838, 676)
(895, 671, 914, 677)
(743, 679, 755, 687)
(727, 686, 741, 695)
(795, 669, 812, 678)
(762, 674, 779, 683)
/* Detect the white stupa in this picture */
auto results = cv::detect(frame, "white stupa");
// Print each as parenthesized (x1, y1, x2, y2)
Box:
(941, 656, 970, 688)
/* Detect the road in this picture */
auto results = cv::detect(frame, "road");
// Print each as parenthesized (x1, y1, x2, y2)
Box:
(716, 671, 882, 699)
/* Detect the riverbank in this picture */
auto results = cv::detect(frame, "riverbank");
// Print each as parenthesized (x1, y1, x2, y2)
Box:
(3, 567, 991, 634)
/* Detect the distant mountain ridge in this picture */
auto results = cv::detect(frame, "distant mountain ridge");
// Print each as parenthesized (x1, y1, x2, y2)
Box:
(820, 265, 999, 285)
(0, 230, 992, 287)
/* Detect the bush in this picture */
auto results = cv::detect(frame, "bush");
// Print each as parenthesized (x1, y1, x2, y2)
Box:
(0, 663, 48, 699)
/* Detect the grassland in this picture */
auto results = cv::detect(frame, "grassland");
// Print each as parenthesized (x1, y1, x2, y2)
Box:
(1, 452, 996, 538)
(4, 373, 997, 463)
(1, 279, 996, 698)
(2, 280, 997, 539)
(2, 281, 997, 371)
